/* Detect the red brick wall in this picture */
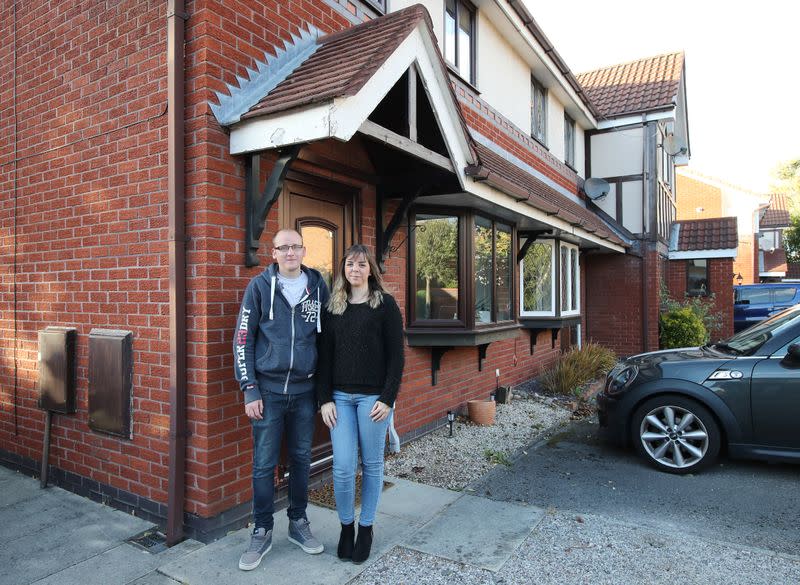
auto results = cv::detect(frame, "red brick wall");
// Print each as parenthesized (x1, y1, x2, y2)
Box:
(584, 248, 662, 356)
(676, 174, 723, 220)
(0, 0, 590, 529)
(1, 0, 171, 504)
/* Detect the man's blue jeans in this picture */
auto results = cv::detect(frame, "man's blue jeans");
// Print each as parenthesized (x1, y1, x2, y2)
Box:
(330, 391, 390, 526)
(251, 390, 315, 531)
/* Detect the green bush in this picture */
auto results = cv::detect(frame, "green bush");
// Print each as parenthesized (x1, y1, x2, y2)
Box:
(659, 284, 722, 342)
(538, 342, 617, 396)
(659, 307, 707, 349)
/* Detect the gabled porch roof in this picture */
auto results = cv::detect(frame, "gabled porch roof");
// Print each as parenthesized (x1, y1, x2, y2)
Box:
(210, 4, 624, 253)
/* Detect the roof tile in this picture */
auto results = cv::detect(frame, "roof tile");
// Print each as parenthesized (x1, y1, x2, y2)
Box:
(674, 217, 738, 251)
(576, 52, 683, 118)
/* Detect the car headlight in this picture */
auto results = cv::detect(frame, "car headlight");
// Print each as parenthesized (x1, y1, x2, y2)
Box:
(606, 365, 639, 395)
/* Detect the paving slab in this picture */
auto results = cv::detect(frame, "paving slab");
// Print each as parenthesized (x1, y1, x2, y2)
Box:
(127, 573, 184, 585)
(0, 477, 154, 585)
(158, 503, 419, 585)
(380, 476, 461, 524)
(30, 539, 203, 585)
(402, 494, 544, 571)
(0, 471, 44, 509)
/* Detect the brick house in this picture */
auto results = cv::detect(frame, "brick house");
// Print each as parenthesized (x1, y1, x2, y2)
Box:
(757, 194, 799, 281)
(676, 169, 769, 285)
(1, 1, 690, 542)
(666, 217, 738, 339)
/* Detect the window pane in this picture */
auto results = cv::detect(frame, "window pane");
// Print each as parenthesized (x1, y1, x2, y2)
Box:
(739, 287, 771, 304)
(686, 259, 708, 296)
(457, 3, 472, 81)
(474, 216, 493, 324)
(444, 0, 456, 65)
(561, 246, 569, 310)
(570, 248, 578, 311)
(496, 223, 512, 321)
(415, 215, 459, 320)
(300, 225, 334, 291)
(564, 114, 575, 167)
(532, 79, 546, 142)
(522, 242, 552, 312)
(774, 287, 797, 303)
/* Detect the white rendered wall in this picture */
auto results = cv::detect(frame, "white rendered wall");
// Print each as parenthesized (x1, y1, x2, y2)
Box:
(590, 127, 643, 178)
(595, 183, 617, 217)
(546, 93, 565, 159)
(574, 124, 586, 176)
(390, 0, 444, 49)
(622, 181, 644, 233)
(476, 12, 532, 131)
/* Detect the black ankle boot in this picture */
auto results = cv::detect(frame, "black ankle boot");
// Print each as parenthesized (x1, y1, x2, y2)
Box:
(351, 523, 373, 564)
(337, 522, 355, 560)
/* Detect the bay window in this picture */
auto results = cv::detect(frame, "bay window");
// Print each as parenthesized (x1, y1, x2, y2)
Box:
(409, 210, 514, 329)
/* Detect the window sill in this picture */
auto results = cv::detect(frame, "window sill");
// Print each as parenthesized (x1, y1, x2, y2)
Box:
(446, 65, 480, 96)
(405, 323, 520, 347)
(519, 315, 581, 329)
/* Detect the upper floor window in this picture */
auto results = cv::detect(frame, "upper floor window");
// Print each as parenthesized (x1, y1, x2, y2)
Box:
(531, 77, 547, 144)
(445, 0, 475, 84)
(564, 113, 575, 168)
(687, 259, 709, 296)
(363, 0, 386, 14)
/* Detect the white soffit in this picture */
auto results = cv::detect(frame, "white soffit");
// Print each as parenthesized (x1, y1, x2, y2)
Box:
(668, 249, 738, 260)
(228, 26, 473, 188)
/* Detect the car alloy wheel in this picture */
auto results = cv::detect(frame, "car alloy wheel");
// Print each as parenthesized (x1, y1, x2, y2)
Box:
(631, 396, 721, 474)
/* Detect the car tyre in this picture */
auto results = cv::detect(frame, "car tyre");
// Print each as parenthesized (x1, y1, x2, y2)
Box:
(631, 395, 720, 474)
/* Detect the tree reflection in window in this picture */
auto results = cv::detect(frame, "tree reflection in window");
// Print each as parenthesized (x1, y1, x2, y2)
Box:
(474, 216, 493, 323)
(496, 224, 512, 320)
(415, 215, 459, 320)
(522, 241, 553, 313)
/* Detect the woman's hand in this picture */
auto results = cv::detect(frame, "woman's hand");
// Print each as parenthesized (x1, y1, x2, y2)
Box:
(320, 401, 337, 429)
(370, 400, 391, 422)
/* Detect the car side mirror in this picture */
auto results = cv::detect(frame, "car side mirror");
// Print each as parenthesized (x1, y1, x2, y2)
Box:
(781, 344, 800, 367)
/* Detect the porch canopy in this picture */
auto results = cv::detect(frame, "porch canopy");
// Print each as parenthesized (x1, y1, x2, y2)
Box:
(210, 4, 625, 265)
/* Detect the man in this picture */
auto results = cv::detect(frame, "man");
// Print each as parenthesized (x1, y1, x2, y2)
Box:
(234, 228, 329, 571)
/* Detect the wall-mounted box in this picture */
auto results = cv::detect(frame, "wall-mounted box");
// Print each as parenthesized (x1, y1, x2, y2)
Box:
(88, 329, 133, 439)
(38, 327, 77, 414)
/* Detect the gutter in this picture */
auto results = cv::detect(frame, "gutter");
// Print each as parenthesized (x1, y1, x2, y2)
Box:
(166, 0, 187, 546)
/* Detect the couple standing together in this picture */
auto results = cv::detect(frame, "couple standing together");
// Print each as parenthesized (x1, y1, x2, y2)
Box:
(233, 228, 404, 571)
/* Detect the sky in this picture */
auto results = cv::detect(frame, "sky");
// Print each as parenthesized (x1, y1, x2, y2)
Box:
(523, 1, 800, 194)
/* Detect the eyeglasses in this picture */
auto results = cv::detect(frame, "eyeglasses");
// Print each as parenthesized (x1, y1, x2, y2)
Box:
(274, 244, 304, 253)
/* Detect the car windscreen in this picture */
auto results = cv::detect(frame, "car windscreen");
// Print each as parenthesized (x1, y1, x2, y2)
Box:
(721, 306, 800, 355)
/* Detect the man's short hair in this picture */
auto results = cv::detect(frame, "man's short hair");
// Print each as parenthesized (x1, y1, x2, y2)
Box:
(272, 228, 303, 247)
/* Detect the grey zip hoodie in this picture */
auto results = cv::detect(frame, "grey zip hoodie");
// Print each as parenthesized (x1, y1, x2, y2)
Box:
(234, 263, 329, 403)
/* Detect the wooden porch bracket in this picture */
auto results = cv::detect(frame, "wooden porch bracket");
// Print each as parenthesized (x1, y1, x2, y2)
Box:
(477, 343, 490, 371)
(518, 230, 551, 259)
(244, 145, 301, 267)
(526, 328, 558, 354)
(377, 186, 423, 272)
(431, 346, 452, 386)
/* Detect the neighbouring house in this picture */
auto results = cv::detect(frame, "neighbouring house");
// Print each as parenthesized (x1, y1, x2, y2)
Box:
(666, 217, 738, 339)
(576, 51, 691, 355)
(676, 169, 769, 285)
(757, 194, 799, 281)
(0, 1, 689, 542)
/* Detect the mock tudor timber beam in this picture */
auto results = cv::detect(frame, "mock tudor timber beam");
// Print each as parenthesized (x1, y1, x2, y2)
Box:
(359, 120, 453, 173)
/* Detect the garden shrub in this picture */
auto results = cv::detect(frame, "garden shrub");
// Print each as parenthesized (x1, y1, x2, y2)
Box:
(659, 307, 707, 349)
(538, 342, 617, 396)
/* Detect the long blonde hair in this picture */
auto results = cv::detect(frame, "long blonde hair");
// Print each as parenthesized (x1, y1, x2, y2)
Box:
(328, 244, 386, 315)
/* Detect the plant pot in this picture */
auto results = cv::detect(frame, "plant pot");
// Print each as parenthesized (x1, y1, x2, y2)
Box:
(467, 399, 496, 425)
(495, 386, 512, 404)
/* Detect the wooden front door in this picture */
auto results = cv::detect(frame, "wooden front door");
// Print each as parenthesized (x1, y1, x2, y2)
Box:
(279, 171, 356, 475)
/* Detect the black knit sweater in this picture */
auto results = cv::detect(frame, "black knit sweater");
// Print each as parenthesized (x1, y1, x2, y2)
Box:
(315, 293, 404, 407)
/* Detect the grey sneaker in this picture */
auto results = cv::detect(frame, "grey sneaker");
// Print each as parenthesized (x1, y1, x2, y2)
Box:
(238, 527, 272, 571)
(288, 518, 324, 554)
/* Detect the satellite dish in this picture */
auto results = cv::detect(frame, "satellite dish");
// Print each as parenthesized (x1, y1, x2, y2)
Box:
(663, 134, 687, 156)
(583, 177, 610, 201)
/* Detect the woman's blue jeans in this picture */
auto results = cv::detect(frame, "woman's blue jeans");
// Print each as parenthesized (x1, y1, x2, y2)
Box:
(330, 391, 390, 526)
(251, 390, 315, 531)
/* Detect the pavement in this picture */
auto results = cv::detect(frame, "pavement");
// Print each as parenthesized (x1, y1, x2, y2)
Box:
(4, 443, 800, 585)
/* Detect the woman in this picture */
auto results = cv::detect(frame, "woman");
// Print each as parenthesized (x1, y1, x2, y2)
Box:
(316, 244, 404, 564)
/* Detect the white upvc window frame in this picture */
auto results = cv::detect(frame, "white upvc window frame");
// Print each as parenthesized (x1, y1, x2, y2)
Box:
(560, 242, 580, 316)
(519, 239, 556, 317)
